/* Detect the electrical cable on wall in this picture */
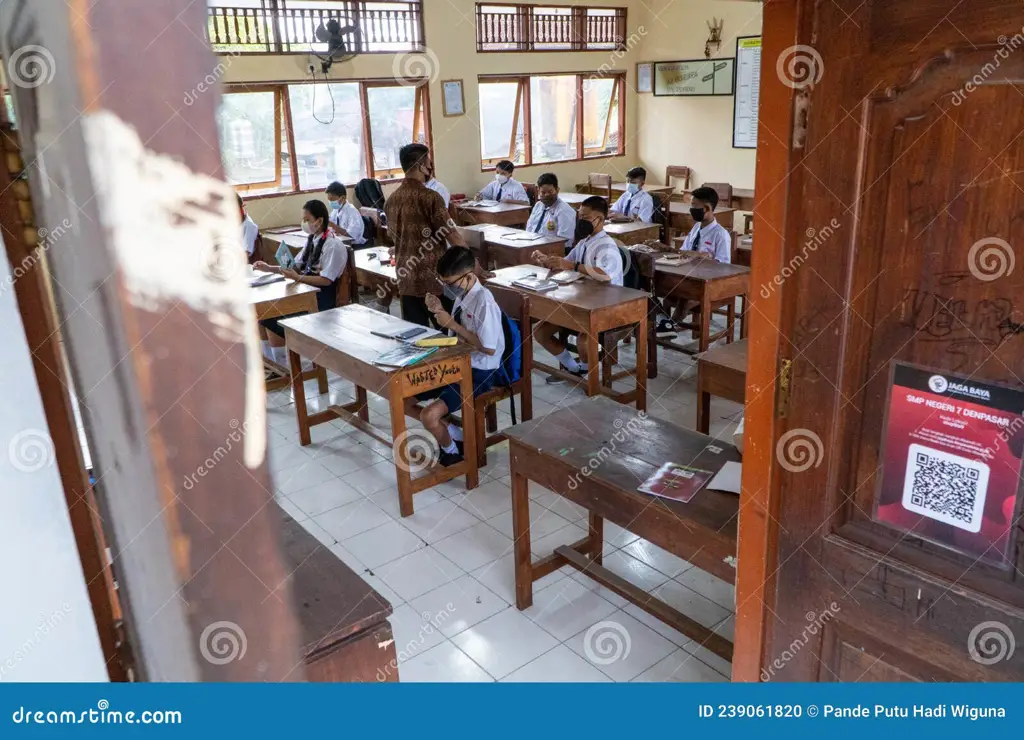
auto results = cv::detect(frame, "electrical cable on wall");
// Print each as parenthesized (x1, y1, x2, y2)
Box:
(310, 62, 336, 125)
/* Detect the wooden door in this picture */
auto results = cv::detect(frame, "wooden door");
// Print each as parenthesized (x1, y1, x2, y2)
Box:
(736, 0, 1024, 681)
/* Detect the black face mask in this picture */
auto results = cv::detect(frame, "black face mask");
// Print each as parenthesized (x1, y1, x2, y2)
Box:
(574, 218, 595, 243)
(689, 206, 707, 222)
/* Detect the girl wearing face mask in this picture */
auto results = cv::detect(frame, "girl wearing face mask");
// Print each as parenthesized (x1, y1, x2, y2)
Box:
(253, 199, 349, 371)
(475, 160, 529, 203)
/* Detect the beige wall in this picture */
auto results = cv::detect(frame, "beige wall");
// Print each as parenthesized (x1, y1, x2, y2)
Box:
(225, 0, 648, 228)
(635, 0, 762, 191)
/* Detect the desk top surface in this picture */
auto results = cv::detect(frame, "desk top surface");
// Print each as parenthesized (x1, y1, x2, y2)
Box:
(505, 396, 741, 534)
(248, 272, 320, 305)
(655, 259, 751, 281)
(668, 202, 737, 217)
(467, 224, 566, 249)
(733, 187, 755, 199)
(264, 228, 352, 246)
(280, 303, 470, 368)
(354, 247, 397, 278)
(277, 508, 392, 658)
(611, 181, 675, 194)
(487, 265, 649, 312)
(605, 221, 660, 236)
(698, 338, 748, 373)
(456, 202, 532, 214)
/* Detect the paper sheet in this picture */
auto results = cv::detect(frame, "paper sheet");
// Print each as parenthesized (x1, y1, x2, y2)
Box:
(707, 461, 742, 494)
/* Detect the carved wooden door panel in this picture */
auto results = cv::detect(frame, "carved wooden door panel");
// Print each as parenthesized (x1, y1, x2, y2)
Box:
(762, 0, 1024, 681)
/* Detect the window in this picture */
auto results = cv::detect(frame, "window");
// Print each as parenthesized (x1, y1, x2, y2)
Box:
(478, 73, 624, 168)
(475, 4, 627, 52)
(220, 79, 432, 195)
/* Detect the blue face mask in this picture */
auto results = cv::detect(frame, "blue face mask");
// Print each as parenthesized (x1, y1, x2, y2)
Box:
(330, 200, 342, 211)
(626, 182, 640, 194)
(442, 273, 471, 302)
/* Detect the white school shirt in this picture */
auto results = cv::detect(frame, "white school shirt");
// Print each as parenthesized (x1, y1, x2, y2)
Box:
(330, 201, 366, 245)
(566, 230, 624, 286)
(611, 189, 655, 223)
(452, 280, 505, 371)
(241, 215, 259, 256)
(295, 232, 348, 281)
(479, 177, 529, 204)
(426, 178, 451, 207)
(525, 198, 577, 248)
(680, 218, 731, 263)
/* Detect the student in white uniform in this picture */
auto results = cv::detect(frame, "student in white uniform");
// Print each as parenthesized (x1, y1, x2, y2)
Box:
(659, 185, 732, 332)
(424, 161, 451, 207)
(476, 160, 529, 203)
(525, 173, 577, 250)
(532, 196, 623, 381)
(609, 166, 655, 223)
(238, 193, 260, 262)
(409, 246, 506, 467)
(324, 181, 366, 245)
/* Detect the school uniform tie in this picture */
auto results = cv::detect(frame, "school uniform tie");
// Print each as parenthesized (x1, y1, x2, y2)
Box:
(624, 195, 633, 217)
(690, 227, 702, 251)
(497, 185, 504, 201)
(532, 207, 549, 234)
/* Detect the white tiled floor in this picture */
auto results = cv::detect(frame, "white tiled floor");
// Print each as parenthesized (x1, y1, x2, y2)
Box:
(268, 329, 741, 682)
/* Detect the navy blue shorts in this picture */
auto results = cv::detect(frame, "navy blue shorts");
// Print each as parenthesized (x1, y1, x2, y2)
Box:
(416, 368, 501, 413)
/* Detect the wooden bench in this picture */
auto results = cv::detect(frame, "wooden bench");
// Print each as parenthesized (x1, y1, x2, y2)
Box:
(505, 396, 740, 662)
(697, 338, 748, 434)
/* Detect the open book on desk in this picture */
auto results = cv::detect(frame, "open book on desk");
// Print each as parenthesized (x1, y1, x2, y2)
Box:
(249, 272, 285, 288)
(374, 344, 439, 368)
(498, 231, 544, 241)
(512, 274, 559, 292)
(462, 199, 500, 208)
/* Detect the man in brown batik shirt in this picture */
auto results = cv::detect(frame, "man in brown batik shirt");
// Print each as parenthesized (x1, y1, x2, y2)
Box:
(384, 143, 468, 327)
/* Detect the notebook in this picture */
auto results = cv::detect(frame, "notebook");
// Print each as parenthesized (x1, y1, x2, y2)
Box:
(374, 345, 438, 368)
(463, 199, 500, 208)
(637, 463, 714, 504)
(249, 273, 285, 288)
(549, 270, 582, 285)
(275, 243, 296, 270)
(512, 275, 559, 292)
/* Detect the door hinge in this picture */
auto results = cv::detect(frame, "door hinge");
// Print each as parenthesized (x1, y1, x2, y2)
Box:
(113, 619, 137, 681)
(776, 358, 793, 418)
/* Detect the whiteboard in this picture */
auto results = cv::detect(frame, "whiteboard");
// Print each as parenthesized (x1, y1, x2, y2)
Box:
(733, 36, 761, 148)
(653, 58, 734, 96)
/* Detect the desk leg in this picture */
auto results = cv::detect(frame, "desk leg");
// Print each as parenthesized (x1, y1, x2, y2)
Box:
(290, 349, 312, 447)
(459, 358, 480, 491)
(739, 294, 749, 339)
(511, 470, 533, 609)
(585, 331, 600, 397)
(388, 380, 414, 518)
(725, 300, 736, 345)
(697, 378, 711, 435)
(647, 297, 658, 380)
(699, 291, 712, 353)
(588, 513, 604, 566)
(315, 365, 329, 394)
(635, 316, 648, 413)
(355, 386, 370, 423)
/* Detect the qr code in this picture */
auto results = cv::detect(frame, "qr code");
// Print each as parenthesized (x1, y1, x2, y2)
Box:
(901, 443, 989, 533)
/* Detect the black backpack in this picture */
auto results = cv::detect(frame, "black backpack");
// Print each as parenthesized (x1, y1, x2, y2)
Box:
(618, 244, 640, 290)
(650, 192, 669, 242)
(354, 178, 385, 211)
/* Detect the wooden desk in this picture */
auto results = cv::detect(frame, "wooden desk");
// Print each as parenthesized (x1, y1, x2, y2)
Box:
(506, 397, 739, 662)
(353, 247, 397, 296)
(263, 230, 352, 264)
(249, 274, 328, 393)
(455, 202, 531, 228)
(465, 224, 566, 268)
(731, 188, 755, 211)
(669, 201, 736, 233)
(735, 235, 752, 268)
(278, 508, 398, 682)
(559, 192, 595, 209)
(696, 339, 747, 434)
(487, 265, 648, 410)
(653, 259, 750, 356)
(281, 304, 479, 516)
(604, 221, 660, 246)
(577, 182, 676, 199)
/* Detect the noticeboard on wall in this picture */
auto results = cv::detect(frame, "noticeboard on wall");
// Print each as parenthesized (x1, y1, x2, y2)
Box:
(733, 36, 762, 148)
(653, 58, 735, 97)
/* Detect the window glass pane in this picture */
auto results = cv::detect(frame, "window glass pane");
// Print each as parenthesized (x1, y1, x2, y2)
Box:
(367, 85, 419, 178)
(479, 82, 524, 165)
(583, 77, 619, 157)
(287, 82, 365, 189)
(530, 75, 578, 163)
(217, 91, 278, 186)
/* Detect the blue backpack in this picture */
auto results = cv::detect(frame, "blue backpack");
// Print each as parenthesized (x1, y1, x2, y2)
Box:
(497, 311, 524, 423)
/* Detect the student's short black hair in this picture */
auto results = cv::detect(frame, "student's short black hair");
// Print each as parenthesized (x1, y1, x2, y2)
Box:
(325, 181, 346, 197)
(626, 167, 647, 181)
(399, 143, 431, 173)
(236, 193, 244, 208)
(536, 173, 559, 189)
(437, 246, 476, 277)
(691, 186, 719, 210)
(580, 196, 608, 216)
(496, 160, 515, 173)
(304, 199, 330, 230)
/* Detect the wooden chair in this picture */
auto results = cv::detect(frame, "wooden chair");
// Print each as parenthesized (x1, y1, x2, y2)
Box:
(524, 182, 538, 207)
(744, 213, 753, 235)
(664, 165, 692, 195)
(587, 172, 613, 200)
(336, 245, 359, 307)
(360, 206, 389, 247)
(702, 182, 734, 207)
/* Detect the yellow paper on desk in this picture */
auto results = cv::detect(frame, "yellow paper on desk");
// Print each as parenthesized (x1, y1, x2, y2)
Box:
(415, 336, 458, 348)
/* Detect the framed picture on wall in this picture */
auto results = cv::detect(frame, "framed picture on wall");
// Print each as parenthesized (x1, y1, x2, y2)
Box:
(636, 63, 653, 93)
(442, 80, 465, 117)
(653, 58, 735, 96)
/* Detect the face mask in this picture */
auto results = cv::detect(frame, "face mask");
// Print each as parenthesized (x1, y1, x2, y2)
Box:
(330, 200, 341, 211)
(574, 218, 595, 242)
(496, 174, 509, 184)
(626, 183, 640, 194)
(540, 193, 557, 207)
(442, 274, 470, 302)
(689, 206, 706, 222)
(301, 221, 313, 234)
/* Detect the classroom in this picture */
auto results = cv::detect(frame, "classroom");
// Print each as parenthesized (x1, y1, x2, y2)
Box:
(2, 0, 1022, 689)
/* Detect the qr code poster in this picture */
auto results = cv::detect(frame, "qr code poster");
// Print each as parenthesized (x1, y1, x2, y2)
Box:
(875, 363, 1024, 567)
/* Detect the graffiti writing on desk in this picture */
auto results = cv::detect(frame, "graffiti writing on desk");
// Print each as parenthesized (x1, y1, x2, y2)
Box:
(405, 362, 461, 388)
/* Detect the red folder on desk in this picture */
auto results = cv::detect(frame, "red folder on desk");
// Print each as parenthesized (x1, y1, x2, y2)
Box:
(637, 463, 713, 503)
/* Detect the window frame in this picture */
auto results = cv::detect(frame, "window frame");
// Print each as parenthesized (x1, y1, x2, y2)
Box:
(478, 72, 625, 171)
(226, 78, 433, 200)
(475, 3, 628, 53)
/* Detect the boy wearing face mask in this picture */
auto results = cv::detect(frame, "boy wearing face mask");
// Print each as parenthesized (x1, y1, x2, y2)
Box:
(531, 196, 623, 380)
(525, 173, 577, 250)
(423, 161, 451, 207)
(476, 160, 529, 204)
(324, 181, 366, 245)
(610, 167, 655, 223)
(409, 247, 506, 467)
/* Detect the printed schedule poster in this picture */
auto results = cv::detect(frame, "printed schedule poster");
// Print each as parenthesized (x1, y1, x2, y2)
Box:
(875, 363, 1024, 567)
